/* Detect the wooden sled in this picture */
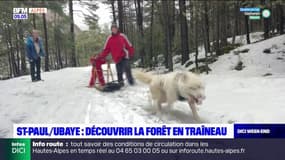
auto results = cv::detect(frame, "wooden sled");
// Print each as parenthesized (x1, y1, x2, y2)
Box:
(91, 61, 122, 92)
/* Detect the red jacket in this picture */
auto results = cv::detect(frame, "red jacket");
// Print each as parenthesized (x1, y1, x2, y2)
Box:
(97, 32, 134, 63)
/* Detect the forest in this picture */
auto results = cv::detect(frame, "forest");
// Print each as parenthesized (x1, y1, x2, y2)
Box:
(0, 0, 284, 79)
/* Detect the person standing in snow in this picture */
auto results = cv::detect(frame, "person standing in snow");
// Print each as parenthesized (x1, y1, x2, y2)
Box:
(26, 29, 45, 82)
(94, 23, 135, 89)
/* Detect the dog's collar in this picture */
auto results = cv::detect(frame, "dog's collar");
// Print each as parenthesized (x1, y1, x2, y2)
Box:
(177, 91, 187, 101)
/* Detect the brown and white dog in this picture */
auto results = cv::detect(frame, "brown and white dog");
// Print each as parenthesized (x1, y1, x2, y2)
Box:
(134, 70, 206, 122)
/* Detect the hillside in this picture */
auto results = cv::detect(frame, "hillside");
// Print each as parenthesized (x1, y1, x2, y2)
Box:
(210, 34, 285, 76)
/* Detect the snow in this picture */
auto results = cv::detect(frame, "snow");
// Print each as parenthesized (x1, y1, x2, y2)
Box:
(1, 34, 285, 138)
(172, 32, 265, 71)
(203, 34, 285, 123)
(201, 75, 285, 123)
(227, 32, 264, 45)
(210, 34, 285, 76)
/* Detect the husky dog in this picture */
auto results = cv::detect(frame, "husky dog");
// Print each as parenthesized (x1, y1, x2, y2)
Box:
(134, 70, 206, 122)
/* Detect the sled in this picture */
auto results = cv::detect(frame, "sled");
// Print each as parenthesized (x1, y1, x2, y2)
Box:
(94, 61, 114, 84)
(88, 60, 114, 86)
(89, 61, 122, 92)
(94, 81, 123, 92)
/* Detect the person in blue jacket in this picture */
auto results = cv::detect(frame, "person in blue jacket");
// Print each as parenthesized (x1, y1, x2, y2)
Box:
(26, 30, 45, 82)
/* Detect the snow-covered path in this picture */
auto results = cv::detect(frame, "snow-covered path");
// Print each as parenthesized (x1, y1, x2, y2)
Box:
(0, 65, 205, 138)
(1, 66, 285, 138)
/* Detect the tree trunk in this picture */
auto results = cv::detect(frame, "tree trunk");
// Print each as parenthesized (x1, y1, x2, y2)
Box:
(161, 0, 168, 69)
(15, 27, 20, 74)
(58, 43, 63, 68)
(42, 13, 49, 71)
(194, 24, 199, 70)
(6, 40, 13, 78)
(111, 0, 116, 23)
(69, 0, 76, 67)
(54, 42, 59, 69)
(264, 16, 270, 39)
(3, 25, 12, 77)
(261, 0, 270, 39)
(32, 14, 36, 29)
(64, 46, 68, 67)
(117, 0, 124, 32)
(245, 15, 251, 44)
(179, 0, 189, 65)
(54, 12, 63, 69)
(232, 1, 239, 44)
(18, 20, 27, 74)
(135, 0, 145, 67)
(149, 0, 154, 68)
(278, 4, 284, 34)
(220, 1, 227, 47)
(215, 2, 221, 55)
(203, 0, 210, 54)
(161, 0, 174, 71)
(7, 25, 18, 76)
(169, 0, 175, 71)
(203, 1, 209, 74)
(194, 3, 199, 70)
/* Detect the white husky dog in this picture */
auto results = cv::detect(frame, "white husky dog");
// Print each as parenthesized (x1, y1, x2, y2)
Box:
(134, 70, 206, 122)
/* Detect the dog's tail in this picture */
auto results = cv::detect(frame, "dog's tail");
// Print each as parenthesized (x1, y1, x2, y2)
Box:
(133, 70, 153, 84)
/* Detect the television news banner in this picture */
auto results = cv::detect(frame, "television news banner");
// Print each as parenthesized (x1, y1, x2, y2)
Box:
(1, 7, 284, 160)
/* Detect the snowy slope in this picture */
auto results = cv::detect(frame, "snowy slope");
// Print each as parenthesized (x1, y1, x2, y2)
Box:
(172, 32, 265, 71)
(227, 32, 264, 45)
(1, 34, 285, 138)
(203, 34, 285, 123)
(210, 34, 285, 76)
